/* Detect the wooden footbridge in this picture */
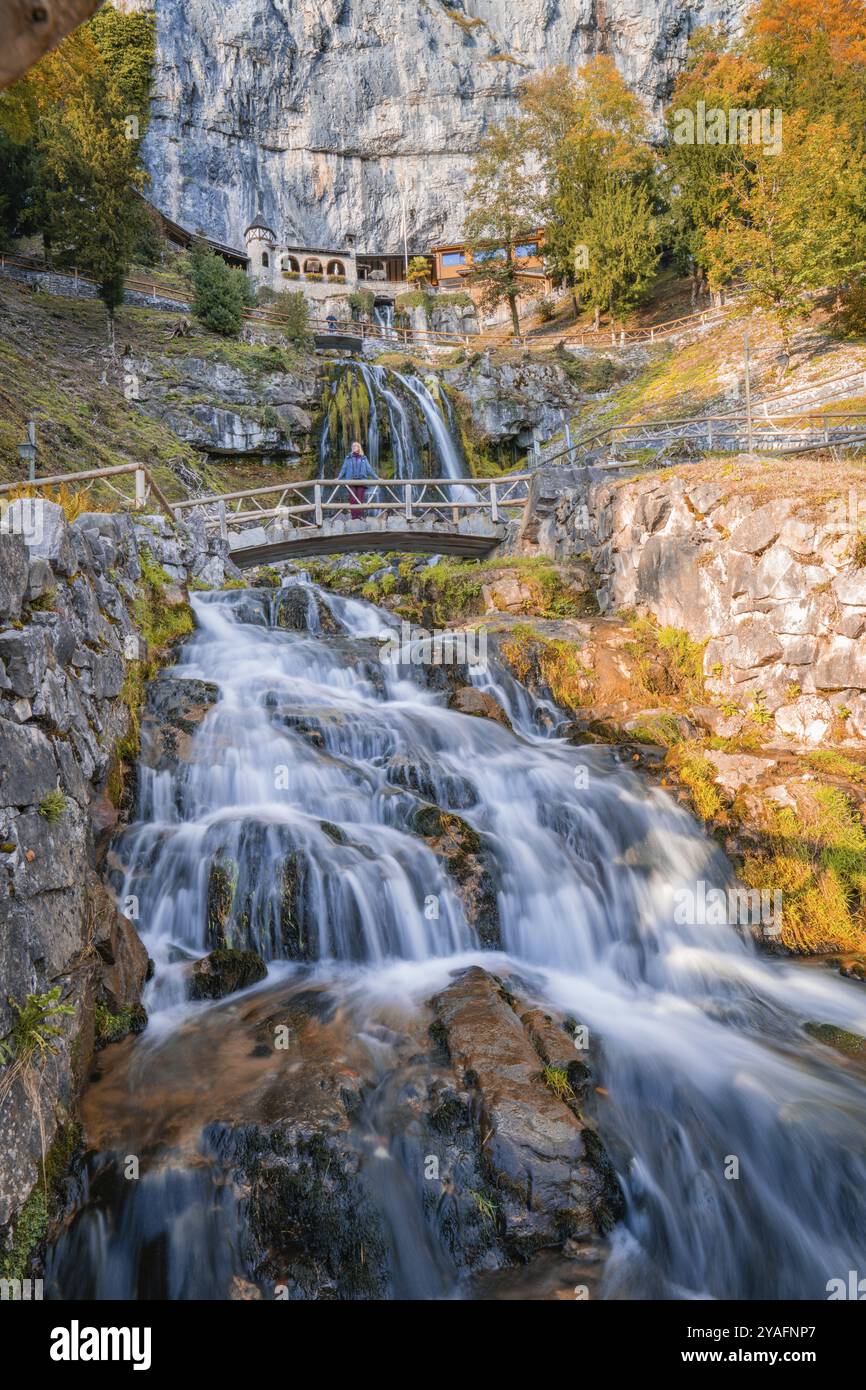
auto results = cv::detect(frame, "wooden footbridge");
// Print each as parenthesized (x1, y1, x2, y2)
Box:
(172, 474, 532, 566)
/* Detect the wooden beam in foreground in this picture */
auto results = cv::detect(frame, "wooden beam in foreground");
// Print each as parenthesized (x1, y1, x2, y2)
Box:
(0, 0, 101, 91)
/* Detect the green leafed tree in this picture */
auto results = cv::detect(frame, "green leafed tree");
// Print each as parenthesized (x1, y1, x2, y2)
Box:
(464, 118, 539, 336)
(0, 5, 156, 343)
(189, 244, 255, 336)
(575, 179, 660, 328)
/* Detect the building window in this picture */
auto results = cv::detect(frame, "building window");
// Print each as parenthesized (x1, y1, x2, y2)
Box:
(304, 258, 323, 275)
(261, 251, 269, 267)
(514, 242, 538, 259)
(475, 246, 505, 263)
(442, 251, 466, 267)
(281, 255, 300, 273)
(326, 260, 345, 277)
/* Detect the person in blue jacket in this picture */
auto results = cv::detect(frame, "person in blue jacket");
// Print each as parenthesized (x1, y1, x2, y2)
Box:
(338, 441, 377, 518)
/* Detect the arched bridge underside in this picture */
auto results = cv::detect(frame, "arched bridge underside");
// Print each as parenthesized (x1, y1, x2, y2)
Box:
(173, 474, 531, 567)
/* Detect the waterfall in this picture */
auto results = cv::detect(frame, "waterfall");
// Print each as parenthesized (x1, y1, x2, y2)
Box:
(373, 301, 397, 339)
(44, 582, 866, 1301)
(319, 360, 470, 483)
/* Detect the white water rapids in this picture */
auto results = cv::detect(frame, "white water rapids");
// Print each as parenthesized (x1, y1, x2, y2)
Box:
(45, 580, 866, 1300)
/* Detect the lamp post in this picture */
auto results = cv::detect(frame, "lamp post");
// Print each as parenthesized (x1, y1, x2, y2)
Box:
(17, 420, 37, 482)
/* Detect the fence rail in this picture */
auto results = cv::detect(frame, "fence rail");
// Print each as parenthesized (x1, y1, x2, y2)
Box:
(1, 251, 737, 353)
(0, 462, 176, 520)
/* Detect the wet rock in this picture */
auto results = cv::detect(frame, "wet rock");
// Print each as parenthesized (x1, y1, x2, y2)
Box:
(140, 675, 219, 770)
(213, 1121, 390, 1299)
(385, 755, 477, 810)
(274, 585, 339, 635)
(188, 947, 268, 1000)
(206, 854, 237, 947)
(411, 805, 500, 947)
(448, 685, 512, 729)
(431, 967, 622, 1252)
(89, 879, 149, 1014)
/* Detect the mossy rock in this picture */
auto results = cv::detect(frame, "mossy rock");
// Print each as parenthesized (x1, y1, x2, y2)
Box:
(804, 1021, 866, 1058)
(187, 947, 267, 1000)
(94, 1001, 148, 1049)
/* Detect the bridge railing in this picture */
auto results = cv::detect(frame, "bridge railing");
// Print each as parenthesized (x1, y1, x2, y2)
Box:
(536, 410, 866, 469)
(173, 473, 532, 536)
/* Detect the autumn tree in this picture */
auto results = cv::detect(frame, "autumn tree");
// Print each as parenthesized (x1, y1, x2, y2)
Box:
(520, 56, 656, 295)
(663, 30, 770, 301)
(407, 256, 432, 287)
(704, 111, 866, 346)
(464, 119, 539, 336)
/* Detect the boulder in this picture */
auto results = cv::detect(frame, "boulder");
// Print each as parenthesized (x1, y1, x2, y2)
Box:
(187, 947, 268, 1000)
(731, 618, 783, 669)
(814, 638, 866, 692)
(431, 967, 621, 1248)
(0, 531, 30, 621)
(704, 750, 777, 795)
(0, 717, 58, 806)
(2, 498, 67, 564)
(728, 499, 791, 555)
(448, 685, 512, 728)
(773, 696, 834, 744)
(0, 628, 51, 699)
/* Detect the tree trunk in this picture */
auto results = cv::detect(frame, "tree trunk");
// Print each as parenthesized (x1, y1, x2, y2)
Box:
(593, 305, 600, 332)
(508, 293, 520, 338)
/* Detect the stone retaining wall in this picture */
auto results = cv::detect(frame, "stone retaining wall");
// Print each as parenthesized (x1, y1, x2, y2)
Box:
(514, 463, 866, 745)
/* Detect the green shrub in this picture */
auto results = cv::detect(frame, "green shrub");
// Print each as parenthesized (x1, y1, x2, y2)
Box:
(38, 789, 67, 824)
(189, 244, 254, 336)
(349, 289, 376, 318)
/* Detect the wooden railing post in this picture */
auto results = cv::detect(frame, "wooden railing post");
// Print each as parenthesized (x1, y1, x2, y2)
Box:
(218, 499, 228, 541)
(489, 482, 499, 523)
(404, 481, 413, 521)
(314, 483, 323, 526)
(134, 467, 146, 509)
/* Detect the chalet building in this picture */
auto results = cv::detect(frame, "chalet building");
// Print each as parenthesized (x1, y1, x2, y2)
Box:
(431, 233, 550, 292)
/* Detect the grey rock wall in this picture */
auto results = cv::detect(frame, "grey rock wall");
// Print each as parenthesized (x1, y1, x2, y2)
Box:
(124, 350, 320, 461)
(128, 0, 748, 252)
(0, 500, 233, 1250)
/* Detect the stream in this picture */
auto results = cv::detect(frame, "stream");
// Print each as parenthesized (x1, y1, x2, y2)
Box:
(44, 580, 866, 1301)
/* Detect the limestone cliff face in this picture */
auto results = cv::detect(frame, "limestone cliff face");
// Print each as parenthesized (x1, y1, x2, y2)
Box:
(127, 0, 748, 253)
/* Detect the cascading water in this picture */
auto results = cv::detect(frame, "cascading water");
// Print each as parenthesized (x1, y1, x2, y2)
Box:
(373, 301, 397, 340)
(44, 581, 866, 1300)
(318, 360, 470, 488)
